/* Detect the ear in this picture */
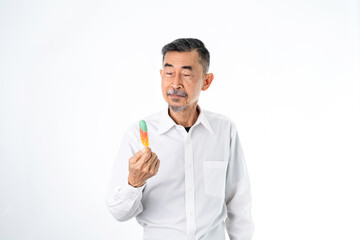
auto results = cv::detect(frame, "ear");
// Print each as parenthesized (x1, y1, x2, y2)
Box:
(201, 73, 214, 91)
(160, 69, 163, 77)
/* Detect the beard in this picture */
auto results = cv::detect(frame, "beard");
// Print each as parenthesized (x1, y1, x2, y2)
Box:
(166, 88, 188, 112)
(168, 104, 186, 112)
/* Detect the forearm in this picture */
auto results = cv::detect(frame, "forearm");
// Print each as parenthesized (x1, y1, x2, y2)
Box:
(225, 181, 254, 240)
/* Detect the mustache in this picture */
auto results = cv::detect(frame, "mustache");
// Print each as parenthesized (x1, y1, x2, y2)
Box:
(166, 89, 188, 98)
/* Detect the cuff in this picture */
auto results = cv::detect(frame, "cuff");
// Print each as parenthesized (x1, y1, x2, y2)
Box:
(107, 182, 147, 210)
(124, 182, 147, 196)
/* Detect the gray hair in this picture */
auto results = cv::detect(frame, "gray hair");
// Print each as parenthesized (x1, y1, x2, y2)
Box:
(161, 38, 210, 74)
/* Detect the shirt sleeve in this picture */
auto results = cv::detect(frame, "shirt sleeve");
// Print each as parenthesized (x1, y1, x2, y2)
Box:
(106, 126, 145, 222)
(225, 123, 254, 240)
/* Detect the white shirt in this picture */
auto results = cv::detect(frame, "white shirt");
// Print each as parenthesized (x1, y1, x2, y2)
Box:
(107, 107, 254, 240)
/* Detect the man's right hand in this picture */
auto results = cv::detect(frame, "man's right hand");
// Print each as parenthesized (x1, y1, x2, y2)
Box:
(128, 147, 160, 188)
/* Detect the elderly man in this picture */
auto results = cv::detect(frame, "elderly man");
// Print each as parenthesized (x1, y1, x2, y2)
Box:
(107, 38, 254, 240)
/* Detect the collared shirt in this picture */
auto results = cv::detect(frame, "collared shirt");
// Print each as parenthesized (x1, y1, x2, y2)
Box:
(107, 106, 254, 240)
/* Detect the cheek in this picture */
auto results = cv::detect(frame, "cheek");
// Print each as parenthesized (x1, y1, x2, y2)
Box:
(188, 82, 202, 95)
(161, 80, 169, 94)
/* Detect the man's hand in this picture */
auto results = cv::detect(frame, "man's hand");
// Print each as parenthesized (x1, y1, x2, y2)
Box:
(128, 147, 160, 188)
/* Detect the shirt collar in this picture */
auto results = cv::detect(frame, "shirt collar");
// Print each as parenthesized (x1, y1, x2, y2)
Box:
(157, 105, 214, 135)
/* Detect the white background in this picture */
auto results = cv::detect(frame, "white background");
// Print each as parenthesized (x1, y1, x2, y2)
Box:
(1, 0, 359, 239)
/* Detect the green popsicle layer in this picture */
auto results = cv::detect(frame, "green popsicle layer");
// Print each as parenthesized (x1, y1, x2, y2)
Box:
(139, 120, 148, 132)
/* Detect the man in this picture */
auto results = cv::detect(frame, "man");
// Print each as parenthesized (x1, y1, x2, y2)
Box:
(107, 38, 254, 240)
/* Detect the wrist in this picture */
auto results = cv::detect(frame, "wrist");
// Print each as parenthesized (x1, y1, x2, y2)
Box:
(128, 180, 145, 188)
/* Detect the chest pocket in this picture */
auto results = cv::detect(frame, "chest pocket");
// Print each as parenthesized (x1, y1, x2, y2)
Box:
(203, 161, 229, 198)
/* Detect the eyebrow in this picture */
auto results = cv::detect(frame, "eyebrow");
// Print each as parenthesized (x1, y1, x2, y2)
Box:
(164, 63, 193, 71)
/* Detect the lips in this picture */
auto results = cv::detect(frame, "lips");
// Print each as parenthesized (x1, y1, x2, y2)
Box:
(169, 94, 185, 98)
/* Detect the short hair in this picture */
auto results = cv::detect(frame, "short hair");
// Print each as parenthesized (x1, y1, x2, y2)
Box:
(161, 38, 210, 73)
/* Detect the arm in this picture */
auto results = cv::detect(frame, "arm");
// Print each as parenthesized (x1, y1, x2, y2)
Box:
(106, 128, 160, 222)
(225, 123, 254, 240)
(106, 129, 144, 222)
(106, 182, 146, 222)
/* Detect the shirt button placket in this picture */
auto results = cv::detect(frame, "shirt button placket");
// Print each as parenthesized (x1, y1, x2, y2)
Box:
(184, 133, 196, 239)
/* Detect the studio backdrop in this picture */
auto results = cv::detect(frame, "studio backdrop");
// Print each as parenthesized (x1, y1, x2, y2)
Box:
(0, 0, 359, 239)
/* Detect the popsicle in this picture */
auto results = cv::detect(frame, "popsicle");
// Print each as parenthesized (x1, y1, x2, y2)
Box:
(139, 120, 149, 147)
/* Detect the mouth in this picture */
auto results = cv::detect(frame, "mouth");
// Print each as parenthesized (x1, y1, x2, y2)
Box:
(168, 95, 185, 103)
(166, 89, 188, 103)
(168, 94, 185, 98)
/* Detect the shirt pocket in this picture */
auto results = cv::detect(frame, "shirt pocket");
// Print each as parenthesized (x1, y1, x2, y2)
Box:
(203, 161, 229, 198)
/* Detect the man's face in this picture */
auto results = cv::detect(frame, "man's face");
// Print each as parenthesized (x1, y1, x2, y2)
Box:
(160, 50, 213, 112)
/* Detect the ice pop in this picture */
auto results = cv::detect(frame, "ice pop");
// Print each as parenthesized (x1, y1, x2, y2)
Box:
(139, 120, 149, 147)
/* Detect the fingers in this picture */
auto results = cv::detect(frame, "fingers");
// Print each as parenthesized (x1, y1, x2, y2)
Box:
(141, 153, 157, 175)
(145, 152, 157, 165)
(148, 156, 160, 177)
(137, 148, 156, 165)
(129, 148, 158, 172)
(128, 147, 160, 185)
(129, 147, 151, 164)
(153, 158, 160, 176)
(129, 148, 144, 164)
(141, 147, 153, 163)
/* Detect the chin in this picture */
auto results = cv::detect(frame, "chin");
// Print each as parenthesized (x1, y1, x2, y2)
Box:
(168, 104, 186, 112)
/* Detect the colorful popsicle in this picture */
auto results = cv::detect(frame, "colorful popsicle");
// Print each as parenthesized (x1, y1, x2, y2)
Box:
(139, 120, 149, 147)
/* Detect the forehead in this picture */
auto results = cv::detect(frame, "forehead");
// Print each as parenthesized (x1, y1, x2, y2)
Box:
(163, 51, 200, 68)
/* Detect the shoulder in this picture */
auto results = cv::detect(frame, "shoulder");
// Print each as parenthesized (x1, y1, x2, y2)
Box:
(203, 109, 232, 122)
(202, 109, 238, 130)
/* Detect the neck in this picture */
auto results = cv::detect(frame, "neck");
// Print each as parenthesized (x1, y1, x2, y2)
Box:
(168, 103, 199, 127)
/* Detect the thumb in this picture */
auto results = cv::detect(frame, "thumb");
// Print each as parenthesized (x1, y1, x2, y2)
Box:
(130, 147, 151, 163)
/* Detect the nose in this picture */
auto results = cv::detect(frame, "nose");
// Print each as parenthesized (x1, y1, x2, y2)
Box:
(171, 73, 183, 89)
